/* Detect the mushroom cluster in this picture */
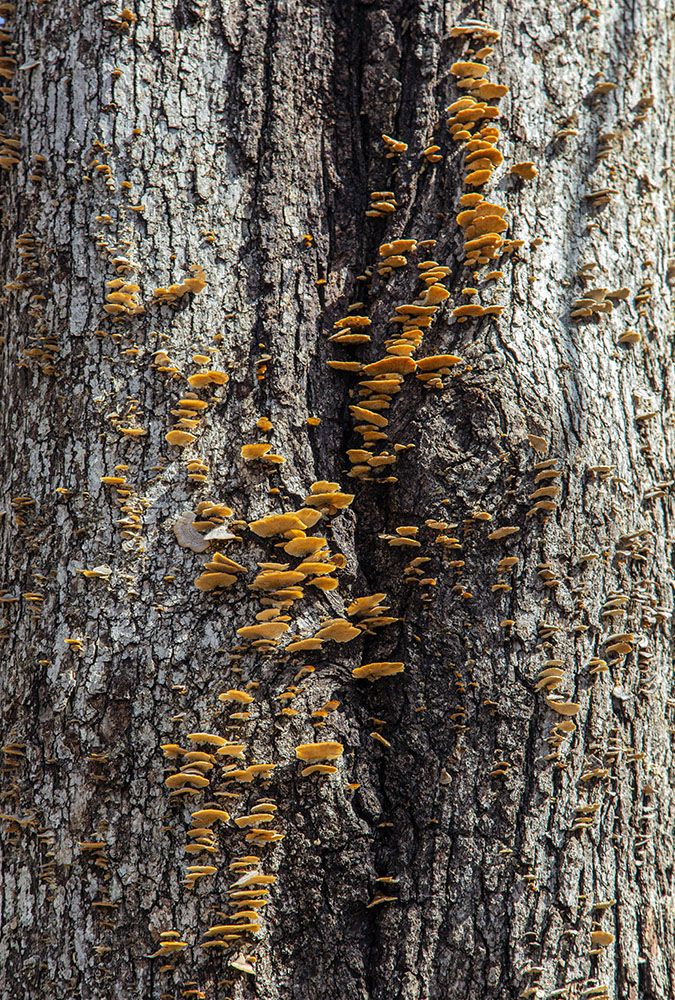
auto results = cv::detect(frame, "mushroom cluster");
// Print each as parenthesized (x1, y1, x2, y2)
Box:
(158, 713, 283, 966)
(100, 468, 147, 551)
(0, 5, 18, 170)
(153, 265, 208, 305)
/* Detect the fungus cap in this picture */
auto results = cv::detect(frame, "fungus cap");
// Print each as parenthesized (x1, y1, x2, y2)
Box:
(187, 732, 229, 746)
(301, 764, 338, 776)
(237, 622, 289, 639)
(488, 526, 520, 540)
(249, 514, 308, 537)
(545, 698, 581, 716)
(314, 619, 361, 642)
(195, 572, 237, 591)
(424, 284, 450, 305)
(361, 356, 416, 376)
(166, 430, 197, 446)
(295, 741, 344, 762)
(241, 443, 271, 460)
(191, 809, 230, 825)
(218, 690, 255, 704)
(510, 162, 538, 180)
(252, 570, 306, 591)
(352, 661, 405, 681)
(416, 354, 463, 371)
(451, 60, 489, 76)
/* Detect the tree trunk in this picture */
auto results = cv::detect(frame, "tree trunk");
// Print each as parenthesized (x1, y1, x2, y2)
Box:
(1, 1, 674, 998)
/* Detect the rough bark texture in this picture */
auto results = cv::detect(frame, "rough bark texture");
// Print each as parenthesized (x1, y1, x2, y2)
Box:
(1, 1, 674, 999)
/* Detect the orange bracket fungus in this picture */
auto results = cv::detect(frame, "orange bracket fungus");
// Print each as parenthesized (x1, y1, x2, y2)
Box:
(510, 162, 538, 180)
(295, 741, 344, 762)
(352, 661, 405, 681)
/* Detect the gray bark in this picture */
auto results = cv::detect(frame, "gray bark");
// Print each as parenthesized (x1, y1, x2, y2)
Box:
(1, 0, 674, 999)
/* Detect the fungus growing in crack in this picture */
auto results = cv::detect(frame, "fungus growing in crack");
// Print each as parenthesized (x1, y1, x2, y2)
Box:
(527, 434, 548, 453)
(529, 485, 560, 501)
(618, 330, 640, 345)
(349, 405, 389, 428)
(241, 441, 272, 462)
(294, 557, 337, 577)
(204, 922, 260, 937)
(172, 513, 209, 552)
(590, 80, 616, 97)
(382, 528, 421, 548)
(381, 134, 407, 156)
(227, 764, 277, 782)
(370, 732, 391, 748)
(423, 144, 442, 162)
(352, 661, 404, 681)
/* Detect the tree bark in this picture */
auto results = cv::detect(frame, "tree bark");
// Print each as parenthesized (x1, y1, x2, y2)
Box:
(1, 1, 674, 999)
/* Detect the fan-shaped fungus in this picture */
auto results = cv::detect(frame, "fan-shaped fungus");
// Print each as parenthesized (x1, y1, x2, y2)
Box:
(313, 619, 361, 642)
(352, 661, 405, 681)
(166, 429, 197, 446)
(241, 443, 272, 460)
(218, 690, 254, 704)
(249, 514, 308, 537)
(510, 162, 538, 180)
(191, 809, 230, 825)
(195, 572, 237, 591)
(545, 698, 581, 716)
(187, 733, 228, 747)
(237, 622, 289, 640)
(295, 741, 344, 762)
